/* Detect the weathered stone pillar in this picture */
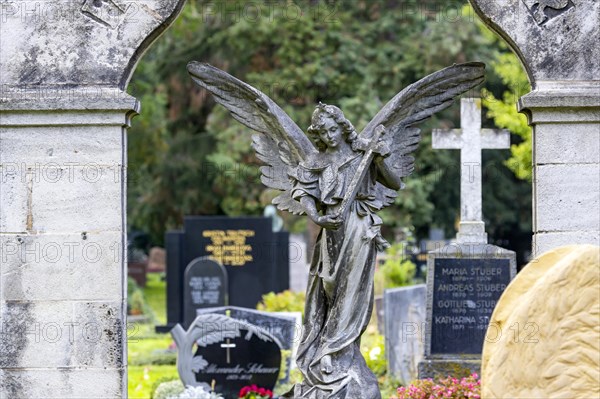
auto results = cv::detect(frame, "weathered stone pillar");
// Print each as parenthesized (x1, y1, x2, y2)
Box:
(469, 0, 600, 255)
(0, 1, 184, 396)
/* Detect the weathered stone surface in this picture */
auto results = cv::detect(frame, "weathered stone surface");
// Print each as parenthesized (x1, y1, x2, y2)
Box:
(0, 300, 123, 369)
(0, 1, 186, 89)
(0, 232, 123, 301)
(0, 126, 123, 166)
(384, 285, 426, 386)
(482, 245, 600, 398)
(534, 231, 600, 256)
(0, 1, 185, 396)
(535, 164, 600, 231)
(471, 0, 600, 253)
(534, 123, 600, 164)
(0, 369, 123, 398)
(469, 0, 599, 84)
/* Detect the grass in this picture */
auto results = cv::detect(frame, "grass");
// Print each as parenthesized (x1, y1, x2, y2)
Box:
(128, 273, 176, 398)
(128, 365, 179, 398)
(144, 273, 167, 325)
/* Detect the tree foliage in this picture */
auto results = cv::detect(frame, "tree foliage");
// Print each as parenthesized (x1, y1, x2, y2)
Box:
(477, 25, 532, 181)
(128, 1, 531, 258)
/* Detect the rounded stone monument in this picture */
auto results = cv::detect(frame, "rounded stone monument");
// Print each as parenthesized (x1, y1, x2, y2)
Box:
(482, 245, 600, 399)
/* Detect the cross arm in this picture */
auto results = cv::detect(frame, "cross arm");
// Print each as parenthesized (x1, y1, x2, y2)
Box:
(481, 129, 511, 149)
(432, 128, 463, 149)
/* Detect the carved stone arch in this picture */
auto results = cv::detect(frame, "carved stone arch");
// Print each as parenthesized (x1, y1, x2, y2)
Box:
(469, 0, 599, 87)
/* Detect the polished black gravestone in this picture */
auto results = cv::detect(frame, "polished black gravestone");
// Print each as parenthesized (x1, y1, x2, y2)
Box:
(157, 216, 289, 332)
(183, 258, 228, 328)
(419, 243, 516, 378)
(171, 313, 282, 397)
(196, 306, 299, 383)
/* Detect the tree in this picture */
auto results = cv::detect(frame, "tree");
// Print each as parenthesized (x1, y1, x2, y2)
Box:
(477, 24, 532, 181)
(127, 1, 531, 262)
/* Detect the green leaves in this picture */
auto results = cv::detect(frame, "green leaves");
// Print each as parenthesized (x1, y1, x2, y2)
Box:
(128, 0, 531, 253)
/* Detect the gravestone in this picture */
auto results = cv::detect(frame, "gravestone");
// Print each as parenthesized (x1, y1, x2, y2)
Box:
(432, 98, 510, 244)
(289, 233, 309, 293)
(419, 98, 517, 378)
(0, 0, 185, 396)
(374, 295, 384, 334)
(157, 216, 290, 332)
(482, 245, 599, 398)
(428, 255, 514, 355)
(172, 313, 282, 397)
(384, 285, 427, 386)
(469, 0, 600, 254)
(196, 306, 300, 383)
(183, 258, 228, 328)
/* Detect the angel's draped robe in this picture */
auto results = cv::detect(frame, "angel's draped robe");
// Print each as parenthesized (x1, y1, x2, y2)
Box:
(290, 151, 389, 397)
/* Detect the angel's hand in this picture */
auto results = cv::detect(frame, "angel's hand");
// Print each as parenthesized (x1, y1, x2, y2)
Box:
(353, 137, 370, 152)
(372, 125, 391, 158)
(315, 214, 343, 230)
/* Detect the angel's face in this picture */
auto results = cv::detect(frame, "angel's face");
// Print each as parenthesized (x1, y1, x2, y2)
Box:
(318, 117, 343, 149)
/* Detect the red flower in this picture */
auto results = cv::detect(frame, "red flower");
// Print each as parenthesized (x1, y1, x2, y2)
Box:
(239, 385, 273, 399)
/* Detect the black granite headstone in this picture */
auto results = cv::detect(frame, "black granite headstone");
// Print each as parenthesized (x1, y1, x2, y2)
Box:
(192, 332, 281, 397)
(274, 231, 290, 293)
(183, 258, 227, 328)
(430, 258, 512, 354)
(157, 216, 290, 333)
(418, 244, 517, 378)
(171, 313, 282, 398)
(196, 306, 299, 383)
(184, 217, 286, 308)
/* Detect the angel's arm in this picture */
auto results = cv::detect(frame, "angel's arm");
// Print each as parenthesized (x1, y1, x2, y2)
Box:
(374, 156, 402, 191)
(299, 196, 342, 230)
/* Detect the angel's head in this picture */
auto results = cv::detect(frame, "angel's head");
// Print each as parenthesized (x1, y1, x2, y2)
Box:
(307, 103, 357, 151)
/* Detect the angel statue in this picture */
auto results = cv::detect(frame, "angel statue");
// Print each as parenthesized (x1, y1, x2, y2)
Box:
(187, 62, 485, 399)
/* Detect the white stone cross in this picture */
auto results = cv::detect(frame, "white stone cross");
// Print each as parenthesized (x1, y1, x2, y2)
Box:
(432, 98, 510, 244)
(221, 339, 237, 364)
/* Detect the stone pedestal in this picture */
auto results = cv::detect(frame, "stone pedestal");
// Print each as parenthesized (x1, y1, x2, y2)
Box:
(519, 85, 600, 254)
(469, 0, 600, 255)
(0, 1, 185, 396)
(0, 91, 137, 396)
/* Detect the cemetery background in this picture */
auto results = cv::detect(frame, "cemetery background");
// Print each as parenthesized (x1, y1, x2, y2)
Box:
(123, 1, 539, 397)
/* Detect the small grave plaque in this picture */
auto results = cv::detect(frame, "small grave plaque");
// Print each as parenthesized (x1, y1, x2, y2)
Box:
(430, 258, 512, 354)
(183, 258, 227, 328)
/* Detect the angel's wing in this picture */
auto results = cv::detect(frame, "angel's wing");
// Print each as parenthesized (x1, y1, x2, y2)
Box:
(188, 62, 318, 215)
(362, 62, 485, 207)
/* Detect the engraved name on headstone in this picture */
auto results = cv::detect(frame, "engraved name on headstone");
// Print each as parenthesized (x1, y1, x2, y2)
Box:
(430, 257, 511, 354)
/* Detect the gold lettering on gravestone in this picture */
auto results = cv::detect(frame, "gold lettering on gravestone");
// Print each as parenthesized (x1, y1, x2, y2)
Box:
(203, 230, 255, 266)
